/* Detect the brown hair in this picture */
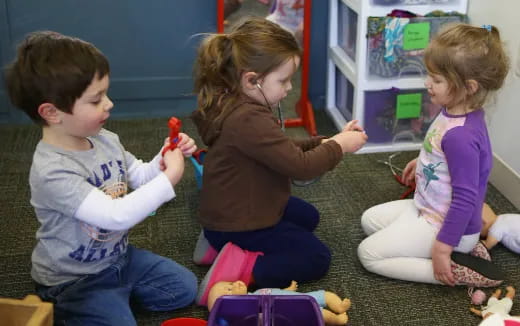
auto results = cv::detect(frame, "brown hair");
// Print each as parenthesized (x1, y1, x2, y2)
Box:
(424, 23, 510, 110)
(4, 31, 110, 125)
(193, 17, 301, 122)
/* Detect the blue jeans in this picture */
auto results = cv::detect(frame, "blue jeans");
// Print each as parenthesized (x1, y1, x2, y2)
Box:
(36, 245, 197, 326)
(205, 196, 331, 288)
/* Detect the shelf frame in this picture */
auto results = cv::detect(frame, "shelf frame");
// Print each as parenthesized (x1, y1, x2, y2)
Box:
(326, 0, 468, 153)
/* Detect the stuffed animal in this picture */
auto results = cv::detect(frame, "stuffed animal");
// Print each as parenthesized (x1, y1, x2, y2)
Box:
(481, 204, 520, 254)
(207, 280, 351, 325)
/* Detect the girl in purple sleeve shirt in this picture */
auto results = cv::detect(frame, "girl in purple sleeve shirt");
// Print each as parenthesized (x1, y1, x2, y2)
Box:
(357, 24, 510, 286)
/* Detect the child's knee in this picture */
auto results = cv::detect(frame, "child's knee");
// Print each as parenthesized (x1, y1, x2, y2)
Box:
(357, 238, 379, 272)
(303, 245, 331, 279)
(360, 209, 379, 235)
(142, 270, 197, 311)
(175, 270, 198, 306)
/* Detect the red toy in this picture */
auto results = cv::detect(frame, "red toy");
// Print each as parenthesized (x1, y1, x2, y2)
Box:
(161, 117, 182, 156)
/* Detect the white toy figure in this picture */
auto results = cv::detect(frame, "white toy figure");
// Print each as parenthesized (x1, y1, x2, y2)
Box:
(471, 286, 516, 320)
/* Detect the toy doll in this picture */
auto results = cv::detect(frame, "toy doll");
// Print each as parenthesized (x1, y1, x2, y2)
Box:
(207, 280, 352, 325)
(481, 204, 520, 254)
(470, 286, 519, 320)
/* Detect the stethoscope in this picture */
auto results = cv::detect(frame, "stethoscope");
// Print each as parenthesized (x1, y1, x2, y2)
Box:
(256, 82, 321, 187)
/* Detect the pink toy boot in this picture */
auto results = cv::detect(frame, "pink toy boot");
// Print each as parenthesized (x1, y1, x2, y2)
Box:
(196, 242, 263, 306)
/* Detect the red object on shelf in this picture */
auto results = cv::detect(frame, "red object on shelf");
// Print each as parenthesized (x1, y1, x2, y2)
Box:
(161, 317, 207, 326)
(216, 0, 317, 136)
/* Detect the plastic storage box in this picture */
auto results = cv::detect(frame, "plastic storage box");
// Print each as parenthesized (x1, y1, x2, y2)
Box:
(335, 67, 354, 121)
(338, 1, 357, 61)
(367, 13, 466, 78)
(372, 0, 456, 5)
(364, 87, 441, 143)
(208, 295, 324, 326)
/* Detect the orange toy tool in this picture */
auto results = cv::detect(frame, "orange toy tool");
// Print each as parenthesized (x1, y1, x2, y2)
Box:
(161, 117, 182, 156)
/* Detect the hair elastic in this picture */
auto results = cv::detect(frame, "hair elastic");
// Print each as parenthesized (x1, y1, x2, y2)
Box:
(482, 24, 492, 32)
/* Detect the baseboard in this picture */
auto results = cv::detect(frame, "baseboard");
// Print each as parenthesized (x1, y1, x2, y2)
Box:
(489, 153, 520, 210)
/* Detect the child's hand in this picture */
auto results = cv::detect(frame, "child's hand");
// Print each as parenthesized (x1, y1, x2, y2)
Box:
(162, 148, 185, 186)
(431, 240, 455, 286)
(176, 133, 197, 157)
(330, 130, 368, 153)
(342, 119, 364, 133)
(402, 158, 417, 186)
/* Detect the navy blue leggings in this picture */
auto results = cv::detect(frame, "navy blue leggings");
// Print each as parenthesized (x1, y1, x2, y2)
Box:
(204, 196, 331, 288)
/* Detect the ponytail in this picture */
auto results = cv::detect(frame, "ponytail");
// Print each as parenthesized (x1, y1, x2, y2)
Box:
(194, 33, 240, 122)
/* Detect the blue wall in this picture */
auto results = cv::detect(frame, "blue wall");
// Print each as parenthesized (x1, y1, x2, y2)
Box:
(0, 0, 329, 124)
(0, 0, 216, 124)
(309, 0, 329, 111)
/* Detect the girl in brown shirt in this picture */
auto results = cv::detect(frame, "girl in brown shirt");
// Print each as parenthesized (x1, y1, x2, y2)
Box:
(191, 17, 367, 305)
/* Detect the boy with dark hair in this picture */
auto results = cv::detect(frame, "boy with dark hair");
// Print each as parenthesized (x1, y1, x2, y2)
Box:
(5, 31, 198, 325)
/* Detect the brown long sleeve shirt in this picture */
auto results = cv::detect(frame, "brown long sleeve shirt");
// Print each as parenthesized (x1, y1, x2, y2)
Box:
(192, 100, 343, 232)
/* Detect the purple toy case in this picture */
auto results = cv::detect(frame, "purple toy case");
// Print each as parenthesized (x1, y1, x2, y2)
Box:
(208, 295, 324, 326)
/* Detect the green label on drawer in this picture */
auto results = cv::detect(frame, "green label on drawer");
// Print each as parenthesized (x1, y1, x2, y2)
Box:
(403, 22, 430, 50)
(396, 93, 422, 119)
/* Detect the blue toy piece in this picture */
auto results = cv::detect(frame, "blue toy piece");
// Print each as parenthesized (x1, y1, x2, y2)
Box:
(216, 317, 230, 326)
(190, 149, 207, 190)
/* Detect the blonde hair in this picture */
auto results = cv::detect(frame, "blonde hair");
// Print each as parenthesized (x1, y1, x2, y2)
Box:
(424, 24, 510, 110)
(193, 17, 301, 122)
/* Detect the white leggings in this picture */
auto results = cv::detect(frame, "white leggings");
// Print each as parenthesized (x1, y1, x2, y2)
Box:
(357, 199, 480, 284)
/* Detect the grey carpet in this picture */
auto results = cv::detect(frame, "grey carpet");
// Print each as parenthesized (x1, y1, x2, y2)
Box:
(1, 3, 519, 324)
(0, 110, 519, 326)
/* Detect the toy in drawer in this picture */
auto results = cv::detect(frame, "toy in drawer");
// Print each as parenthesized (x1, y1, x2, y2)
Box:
(338, 1, 357, 61)
(207, 295, 324, 326)
(367, 12, 466, 78)
(372, 0, 455, 4)
(335, 67, 354, 121)
(364, 88, 441, 143)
